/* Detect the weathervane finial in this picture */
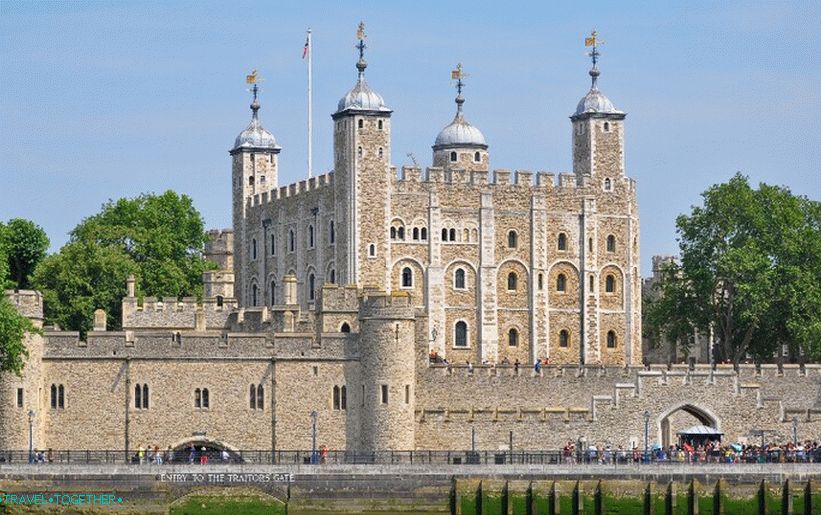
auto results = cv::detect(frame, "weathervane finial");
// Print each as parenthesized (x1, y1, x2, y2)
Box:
(246, 69, 261, 119)
(451, 63, 469, 113)
(355, 22, 367, 78)
(584, 30, 603, 89)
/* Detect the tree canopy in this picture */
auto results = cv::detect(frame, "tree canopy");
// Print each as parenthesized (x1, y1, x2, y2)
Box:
(3, 218, 49, 290)
(0, 295, 39, 375)
(32, 191, 215, 333)
(645, 174, 821, 365)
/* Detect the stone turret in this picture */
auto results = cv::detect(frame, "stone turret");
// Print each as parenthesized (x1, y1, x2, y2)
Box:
(0, 290, 45, 451)
(432, 64, 489, 172)
(358, 291, 416, 450)
(203, 229, 235, 300)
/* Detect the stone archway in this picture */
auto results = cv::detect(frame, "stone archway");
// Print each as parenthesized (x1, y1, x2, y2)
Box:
(657, 403, 719, 448)
(169, 436, 244, 464)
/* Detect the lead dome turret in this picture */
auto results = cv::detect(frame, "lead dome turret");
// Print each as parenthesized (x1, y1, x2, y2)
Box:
(432, 64, 488, 170)
(233, 91, 281, 152)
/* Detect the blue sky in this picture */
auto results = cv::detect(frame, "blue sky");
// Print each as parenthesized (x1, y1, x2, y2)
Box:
(1, 1, 818, 275)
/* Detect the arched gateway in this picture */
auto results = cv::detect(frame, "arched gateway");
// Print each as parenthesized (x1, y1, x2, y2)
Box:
(657, 403, 720, 448)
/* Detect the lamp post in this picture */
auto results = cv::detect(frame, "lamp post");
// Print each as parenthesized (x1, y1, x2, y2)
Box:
(643, 410, 650, 464)
(27, 410, 34, 464)
(792, 417, 798, 446)
(310, 410, 318, 465)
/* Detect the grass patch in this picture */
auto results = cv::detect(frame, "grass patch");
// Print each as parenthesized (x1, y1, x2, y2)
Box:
(170, 494, 286, 515)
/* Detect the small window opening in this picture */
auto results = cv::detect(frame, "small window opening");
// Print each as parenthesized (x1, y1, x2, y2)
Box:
(507, 272, 518, 291)
(381, 384, 389, 404)
(606, 274, 615, 293)
(558, 233, 567, 250)
(358, 119, 363, 129)
(378, 119, 383, 130)
(421, 228, 427, 240)
(607, 235, 616, 252)
(508, 328, 519, 346)
(607, 331, 617, 348)
(340, 322, 351, 333)
(404, 385, 410, 404)
(401, 267, 413, 288)
(557, 274, 567, 292)
(559, 330, 569, 347)
(474, 151, 481, 162)
(369, 244, 376, 257)
(455, 321, 467, 347)
(450, 151, 457, 162)
(507, 230, 518, 248)
(455, 268, 466, 289)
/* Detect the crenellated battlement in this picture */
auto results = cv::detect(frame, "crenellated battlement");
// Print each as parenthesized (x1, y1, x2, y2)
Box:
(247, 171, 335, 208)
(3, 289, 43, 320)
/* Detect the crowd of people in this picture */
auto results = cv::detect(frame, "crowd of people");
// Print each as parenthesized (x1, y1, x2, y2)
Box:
(561, 439, 821, 464)
(134, 444, 231, 465)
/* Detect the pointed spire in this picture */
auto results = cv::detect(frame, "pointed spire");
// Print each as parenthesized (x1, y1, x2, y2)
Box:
(355, 21, 367, 79)
(452, 63, 468, 117)
(585, 30, 602, 89)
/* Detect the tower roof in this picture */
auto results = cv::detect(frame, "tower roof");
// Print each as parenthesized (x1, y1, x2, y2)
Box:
(233, 82, 281, 152)
(572, 31, 624, 119)
(335, 22, 391, 117)
(433, 64, 487, 150)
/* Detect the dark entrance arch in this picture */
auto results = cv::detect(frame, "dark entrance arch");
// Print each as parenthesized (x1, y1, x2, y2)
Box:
(658, 403, 719, 448)
(169, 438, 244, 464)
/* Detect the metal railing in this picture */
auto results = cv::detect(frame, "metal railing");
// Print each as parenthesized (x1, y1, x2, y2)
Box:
(1, 448, 819, 466)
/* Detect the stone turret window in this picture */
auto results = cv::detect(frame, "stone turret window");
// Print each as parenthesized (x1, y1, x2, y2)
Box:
(454, 268, 466, 289)
(340, 322, 351, 333)
(134, 384, 149, 409)
(454, 321, 468, 347)
(606, 235, 616, 252)
(441, 228, 448, 241)
(270, 234, 276, 255)
(508, 328, 519, 347)
(405, 385, 410, 404)
(538, 273, 544, 290)
(391, 227, 396, 240)
(450, 151, 457, 162)
(329, 269, 336, 284)
(17, 388, 23, 408)
(589, 238, 593, 252)
(50, 384, 65, 409)
(558, 233, 567, 251)
(378, 147, 384, 159)
(607, 331, 617, 349)
(358, 119, 364, 129)
(378, 119, 383, 130)
(421, 228, 427, 240)
(412, 227, 419, 240)
(559, 330, 569, 347)
(216, 295, 224, 307)
(369, 244, 376, 257)
(248, 176, 254, 186)
(333, 385, 347, 410)
(270, 281, 276, 305)
(289, 230, 295, 252)
(507, 272, 518, 291)
(556, 274, 567, 292)
(474, 151, 481, 162)
(604, 121, 610, 132)
(251, 284, 258, 306)
(605, 274, 616, 293)
(357, 146, 363, 158)
(381, 384, 389, 404)
(195, 388, 210, 409)
(398, 227, 405, 240)
(250, 384, 264, 410)
(252, 238, 257, 260)
(449, 228, 456, 242)
(308, 274, 316, 302)
(507, 230, 518, 248)
(604, 178, 612, 191)
(401, 267, 413, 288)
(329, 221, 335, 244)
(308, 225, 315, 248)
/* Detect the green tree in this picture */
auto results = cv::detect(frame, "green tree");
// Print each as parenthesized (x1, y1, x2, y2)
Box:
(0, 222, 10, 289)
(0, 295, 39, 375)
(4, 218, 49, 290)
(31, 191, 214, 333)
(646, 174, 821, 365)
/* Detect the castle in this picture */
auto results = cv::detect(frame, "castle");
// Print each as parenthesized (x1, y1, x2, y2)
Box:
(1, 28, 818, 455)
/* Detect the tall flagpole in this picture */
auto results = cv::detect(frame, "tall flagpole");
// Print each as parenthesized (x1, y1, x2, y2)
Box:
(307, 28, 313, 178)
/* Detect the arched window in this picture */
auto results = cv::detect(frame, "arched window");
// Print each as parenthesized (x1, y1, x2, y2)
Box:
(508, 328, 519, 347)
(507, 272, 518, 291)
(538, 273, 544, 290)
(474, 151, 481, 162)
(252, 238, 257, 260)
(248, 175, 254, 186)
(216, 295, 224, 307)
(340, 385, 347, 410)
(604, 178, 612, 191)
(195, 388, 201, 408)
(398, 227, 405, 240)
(441, 228, 448, 241)
(58, 385, 64, 408)
(270, 280, 276, 305)
(135, 384, 142, 409)
(378, 119, 383, 130)
(333, 385, 341, 410)
(308, 273, 316, 301)
(257, 384, 264, 409)
(558, 233, 567, 250)
(455, 321, 468, 347)
(412, 227, 419, 240)
(604, 121, 610, 132)
(50, 384, 57, 409)
(606, 274, 615, 293)
(559, 330, 569, 347)
(308, 225, 315, 248)
(202, 388, 209, 408)
(589, 275, 594, 291)
(589, 238, 593, 252)
(329, 269, 336, 284)
(143, 384, 149, 409)
(450, 151, 457, 162)
(454, 268, 466, 289)
(607, 331, 617, 349)
(252, 284, 258, 306)
(471, 228, 478, 242)
(557, 274, 567, 292)
(358, 119, 363, 129)
(289, 230, 295, 252)
(421, 227, 427, 240)
(369, 244, 376, 257)
(250, 384, 256, 409)
(401, 267, 413, 288)
(329, 221, 335, 244)
(270, 234, 276, 255)
(449, 228, 456, 241)
(463, 228, 469, 241)
(340, 322, 351, 333)
(507, 230, 518, 248)
(390, 227, 397, 240)
(607, 235, 616, 252)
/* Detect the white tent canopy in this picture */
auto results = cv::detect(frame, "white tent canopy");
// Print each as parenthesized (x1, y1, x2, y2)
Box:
(676, 425, 723, 436)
